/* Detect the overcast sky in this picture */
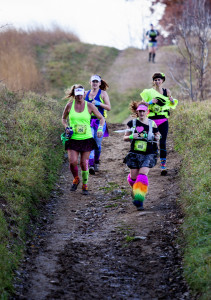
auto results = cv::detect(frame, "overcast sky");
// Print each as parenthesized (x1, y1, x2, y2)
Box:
(0, 0, 164, 49)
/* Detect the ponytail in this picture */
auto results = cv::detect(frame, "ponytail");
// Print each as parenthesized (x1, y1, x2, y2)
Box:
(129, 100, 149, 117)
(63, 84, 84, 101)
(99, 79, 109, 91)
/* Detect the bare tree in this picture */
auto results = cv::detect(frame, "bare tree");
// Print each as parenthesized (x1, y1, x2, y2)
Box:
(170, 0, 211, 101)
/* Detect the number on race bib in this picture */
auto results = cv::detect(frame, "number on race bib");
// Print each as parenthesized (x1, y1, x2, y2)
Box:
(75, 125, 87, 134)
(134, 140, 147, 152)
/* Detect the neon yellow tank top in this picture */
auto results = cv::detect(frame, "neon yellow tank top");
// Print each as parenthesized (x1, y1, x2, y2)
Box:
(69, 100, 92, 140)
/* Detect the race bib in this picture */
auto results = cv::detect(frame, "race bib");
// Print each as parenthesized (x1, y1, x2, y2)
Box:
(74, 124, 87, 134)
(134, 140, 147, 152)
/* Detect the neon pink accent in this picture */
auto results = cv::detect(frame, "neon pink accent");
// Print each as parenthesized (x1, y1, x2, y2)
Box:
(127, 174, 136, 187)
(153, 118, 167, 127)
(136, 126, 144, 133)
(137, 105, 148, 111)
(70, 164, 78, 178)
(85, 159, 89, 171)
(137, 174, 149, 186)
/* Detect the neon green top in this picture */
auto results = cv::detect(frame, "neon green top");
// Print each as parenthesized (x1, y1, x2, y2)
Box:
(68, 100, 92, 140)
(140, 88, 178, 119)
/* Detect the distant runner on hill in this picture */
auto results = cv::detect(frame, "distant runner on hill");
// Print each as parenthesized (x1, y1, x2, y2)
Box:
(85, 74, 111, 175)
(146, 24, 159, 63)
(62, 84, 105, 195)
(140, 72, 178, 175)
(123, 101, 160, 211)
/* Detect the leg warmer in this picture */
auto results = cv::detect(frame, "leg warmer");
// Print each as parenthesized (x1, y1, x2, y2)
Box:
(127, 174, 136, 187)
(132, 174, 149, 207)
(81, 170, 89, 185)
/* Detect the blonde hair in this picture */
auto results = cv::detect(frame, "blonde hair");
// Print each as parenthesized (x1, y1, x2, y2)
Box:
(63, 84, 84, 101)
(129, 101, 149, 117)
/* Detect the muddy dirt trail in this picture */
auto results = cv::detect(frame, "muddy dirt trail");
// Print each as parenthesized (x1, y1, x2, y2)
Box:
(13, 123, 193, 300)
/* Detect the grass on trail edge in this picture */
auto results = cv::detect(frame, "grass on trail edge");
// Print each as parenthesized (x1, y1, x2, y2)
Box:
(170, 100, 211, 300)
(0, 86, 65, 298)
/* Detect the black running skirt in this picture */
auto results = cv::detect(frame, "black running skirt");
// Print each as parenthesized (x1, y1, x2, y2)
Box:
(123, 152, 157, 169)
(65, 138, 98, 152)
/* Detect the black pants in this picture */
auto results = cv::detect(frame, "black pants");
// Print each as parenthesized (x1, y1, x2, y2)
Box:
(157, 120, 168, 159)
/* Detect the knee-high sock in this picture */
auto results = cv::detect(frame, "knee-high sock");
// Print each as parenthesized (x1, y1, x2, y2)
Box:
(127, 174, 136, 187)
(149, 53, 152, 61)
(132, 174, 148, 206)
(152, 53, 155, 62)
(81, 170, 89, 185)
(70, 164, 78, 178)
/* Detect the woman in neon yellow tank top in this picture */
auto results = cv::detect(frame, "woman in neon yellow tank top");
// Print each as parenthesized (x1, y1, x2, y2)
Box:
(62, 84, 105, 195)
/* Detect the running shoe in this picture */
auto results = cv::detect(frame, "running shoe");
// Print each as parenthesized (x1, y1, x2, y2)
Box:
(136, 201, 144, 211)
(89, 166, 95, 175)
(94, 163, 99, 172)
(82, 184, 89, 195)
(133, 200, 144, 211)
(161, 169, 167, 176)
(70, 176, 80, 191)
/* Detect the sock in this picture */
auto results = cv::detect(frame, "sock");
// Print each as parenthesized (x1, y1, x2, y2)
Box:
(89, 158, 94, 167)
(70, 164, 78, 178)
(160, 158, 166, 169)
(82, 183, 88, 191)
(81, 170, 89, 185)
(132, 174, 149, 207)
(149, 53, 151, 61)
(73, 176, 80, 185)
(152, 53, 155, 62)
(127, 174, 136, 187)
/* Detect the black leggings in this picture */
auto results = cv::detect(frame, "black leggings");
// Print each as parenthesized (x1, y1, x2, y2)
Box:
(157, 120, 169, 159)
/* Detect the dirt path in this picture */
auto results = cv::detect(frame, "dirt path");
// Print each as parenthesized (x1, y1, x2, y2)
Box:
(13, 123, 193, 300)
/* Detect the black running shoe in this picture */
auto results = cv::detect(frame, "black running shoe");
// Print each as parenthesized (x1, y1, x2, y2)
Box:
(70, 184, 78, 191)
(70, 177, 80, 191)
(89, 166, 95, 175)
(161, 169, 168, 176)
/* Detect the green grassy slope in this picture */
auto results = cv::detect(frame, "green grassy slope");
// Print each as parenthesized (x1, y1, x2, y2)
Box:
(0, 85, 64, 298)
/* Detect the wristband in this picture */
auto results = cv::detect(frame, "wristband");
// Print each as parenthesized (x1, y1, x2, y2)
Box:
(129, 134, 133, 140)
(149, 100, 153, 105)
(97, 125, 103, 132)
(94, 100, 101, 106)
